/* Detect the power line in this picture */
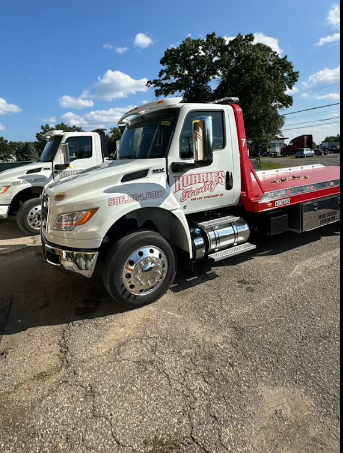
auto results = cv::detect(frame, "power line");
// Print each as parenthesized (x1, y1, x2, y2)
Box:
(282, 103, 340, 116)
(285, 116, 340, 127)
(284, 107, 340, 121)
(282, 120, 340, 132)
(293, 83, 341, 96)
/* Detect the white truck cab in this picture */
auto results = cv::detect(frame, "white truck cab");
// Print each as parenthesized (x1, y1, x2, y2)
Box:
(0, 129, 111, 234)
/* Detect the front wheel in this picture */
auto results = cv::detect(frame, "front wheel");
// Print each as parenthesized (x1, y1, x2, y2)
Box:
(103, 230, 177, 309)
(17, 198, 42, 235)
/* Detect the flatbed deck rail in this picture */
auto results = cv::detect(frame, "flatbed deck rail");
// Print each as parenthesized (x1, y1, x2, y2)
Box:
(231, 104, 340, 213)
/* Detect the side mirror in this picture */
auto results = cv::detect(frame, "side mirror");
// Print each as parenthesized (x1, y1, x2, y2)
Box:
(54, 143, 70, 171)
(61, 143, 70, 166)
(193, 116, 213, 164)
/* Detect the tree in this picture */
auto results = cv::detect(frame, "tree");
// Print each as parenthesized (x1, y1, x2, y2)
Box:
(35, 123, 84, 155)
(19, 142, 39, 161)
(324, 134, 340, 143)
(147, 33, 226, 103)
(147, 33, 299, 144)
(107, 127, 123, 157)
(0, 137, 12, 161)
(107, 127, 122, 142)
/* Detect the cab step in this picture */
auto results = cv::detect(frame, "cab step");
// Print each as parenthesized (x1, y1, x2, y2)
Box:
(208, 242, 257, 262)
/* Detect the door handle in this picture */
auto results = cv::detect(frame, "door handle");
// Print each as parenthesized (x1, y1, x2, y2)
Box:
(226, 171, 233, 190)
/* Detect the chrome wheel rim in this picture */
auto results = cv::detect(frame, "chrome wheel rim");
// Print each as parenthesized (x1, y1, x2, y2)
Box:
(27, 204, 42, 230)
(122, 246, 168, 296)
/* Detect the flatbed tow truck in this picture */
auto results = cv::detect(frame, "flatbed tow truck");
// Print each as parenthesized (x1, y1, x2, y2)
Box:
(40, 98, 340, 308)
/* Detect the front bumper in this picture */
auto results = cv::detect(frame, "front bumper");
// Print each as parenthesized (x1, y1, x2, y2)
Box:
(41, 232, 99, 278)
(0, 205, 10, 219)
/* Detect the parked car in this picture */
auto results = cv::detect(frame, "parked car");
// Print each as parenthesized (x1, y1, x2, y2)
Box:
(295, 148, 315, 158)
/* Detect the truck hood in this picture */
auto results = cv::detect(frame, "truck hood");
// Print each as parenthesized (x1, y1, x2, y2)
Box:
(0, 162, 50, 182)
(46, 159, 167, 195)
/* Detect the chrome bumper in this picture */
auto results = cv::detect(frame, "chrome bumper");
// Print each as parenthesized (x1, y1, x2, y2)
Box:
(41, 233, 99, 278)
(0, 205, 9, 219)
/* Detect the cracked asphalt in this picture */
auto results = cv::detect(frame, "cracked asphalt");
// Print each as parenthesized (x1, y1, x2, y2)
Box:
(0, 154, 341, 453)
(0, 217, 340, 453)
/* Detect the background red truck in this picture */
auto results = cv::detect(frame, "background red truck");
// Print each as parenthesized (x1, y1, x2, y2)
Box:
(281, 135, 313, 156)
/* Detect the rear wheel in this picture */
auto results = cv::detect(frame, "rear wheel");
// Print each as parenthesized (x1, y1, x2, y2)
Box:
(17, 198, 42, 235)
(103, 230, 177, 309)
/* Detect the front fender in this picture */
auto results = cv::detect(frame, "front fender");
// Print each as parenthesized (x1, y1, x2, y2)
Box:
(45, 179, 193, 257)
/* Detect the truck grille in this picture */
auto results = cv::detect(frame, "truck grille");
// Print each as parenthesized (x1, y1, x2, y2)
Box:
(41, 193, 49, 228)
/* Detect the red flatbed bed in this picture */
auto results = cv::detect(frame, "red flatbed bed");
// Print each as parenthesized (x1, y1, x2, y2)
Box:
(246, 164, 341, 212)
(231, 104, 341, 214)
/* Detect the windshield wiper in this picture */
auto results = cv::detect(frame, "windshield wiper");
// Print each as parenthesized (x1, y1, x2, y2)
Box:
(119, 155, 136, 160)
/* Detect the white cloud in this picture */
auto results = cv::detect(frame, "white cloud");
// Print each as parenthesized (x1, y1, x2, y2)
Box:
(224, 33, 283, 55)
(304, 66, 340, 87)
(253, 32, 283, 55)
(61, 106, 133, 129)
(41, 117, 57, 125)
(103, 43, 130, 54)
(60, 112, 89, 128)
(58, 96, 95, 109)
(328, 4, 340, 29)
(134, 33, 154, 49)
(93, 70, 149, 101)
(315, 33, 340, 46)
(0, 98, 22, 115)
(285, 86, 299, 95)
(116, 47, 129, 55)
(0, 123, 5, 131)
(317, 93, 341, 100)
(316, 5, 340, 46)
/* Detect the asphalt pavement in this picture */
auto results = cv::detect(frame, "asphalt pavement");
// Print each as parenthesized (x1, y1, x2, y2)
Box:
(0, 154, 340, 452)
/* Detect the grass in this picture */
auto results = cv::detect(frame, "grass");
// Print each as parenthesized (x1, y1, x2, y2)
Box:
(260, 161, 287, 171)
(250, 158, 286, 171)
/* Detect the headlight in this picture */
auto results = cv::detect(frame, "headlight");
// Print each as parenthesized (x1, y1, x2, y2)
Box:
(53, 208, 99, 231)
(0, 186, 11, 194)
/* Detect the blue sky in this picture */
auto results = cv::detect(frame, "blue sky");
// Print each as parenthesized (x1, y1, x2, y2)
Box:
(0, 0, 340, 145)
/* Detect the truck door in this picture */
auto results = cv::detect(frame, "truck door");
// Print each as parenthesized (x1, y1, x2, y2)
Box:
(64, 135, 100, 172)
(168, 106, 241, 214)
(53, 134, 101, 180)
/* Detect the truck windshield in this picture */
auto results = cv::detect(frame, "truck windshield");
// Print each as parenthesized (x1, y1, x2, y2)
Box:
(118, 109, 178, 159)
(39, 136, 62, 162)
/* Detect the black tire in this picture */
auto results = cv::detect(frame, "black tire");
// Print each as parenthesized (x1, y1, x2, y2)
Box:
(103, 230, 177, 309)
(17, 198, 42, 235)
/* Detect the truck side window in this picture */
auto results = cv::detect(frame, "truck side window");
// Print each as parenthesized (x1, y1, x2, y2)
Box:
(180, 111, 224, 159)
(66, 136, 93, 161)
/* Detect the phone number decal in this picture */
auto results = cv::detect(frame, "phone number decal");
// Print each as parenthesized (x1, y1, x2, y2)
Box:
(108, 190, 166, 206)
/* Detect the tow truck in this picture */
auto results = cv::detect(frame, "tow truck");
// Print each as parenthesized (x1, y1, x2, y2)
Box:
(41, 98, 340, 309)
(0, 129, 113, 234)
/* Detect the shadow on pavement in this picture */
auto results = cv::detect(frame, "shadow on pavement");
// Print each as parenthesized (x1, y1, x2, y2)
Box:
(0, 223, 340, 338)
(0, 219, 34, 240)
(171, 222, 340, 293)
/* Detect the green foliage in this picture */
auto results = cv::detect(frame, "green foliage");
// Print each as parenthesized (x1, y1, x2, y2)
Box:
(147, 32, 226, 103)
(147, 33, 299, 143)
(8, 141, 38, 162)
(0, 137, 12, 161)
(107, 126, 122, 142)
(0, 139, 40, 162)
(107, 127, 123, 157)
(35, 123, 84, 154)
(324, 134, 340, 143)
(18, 142, 39, 161)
